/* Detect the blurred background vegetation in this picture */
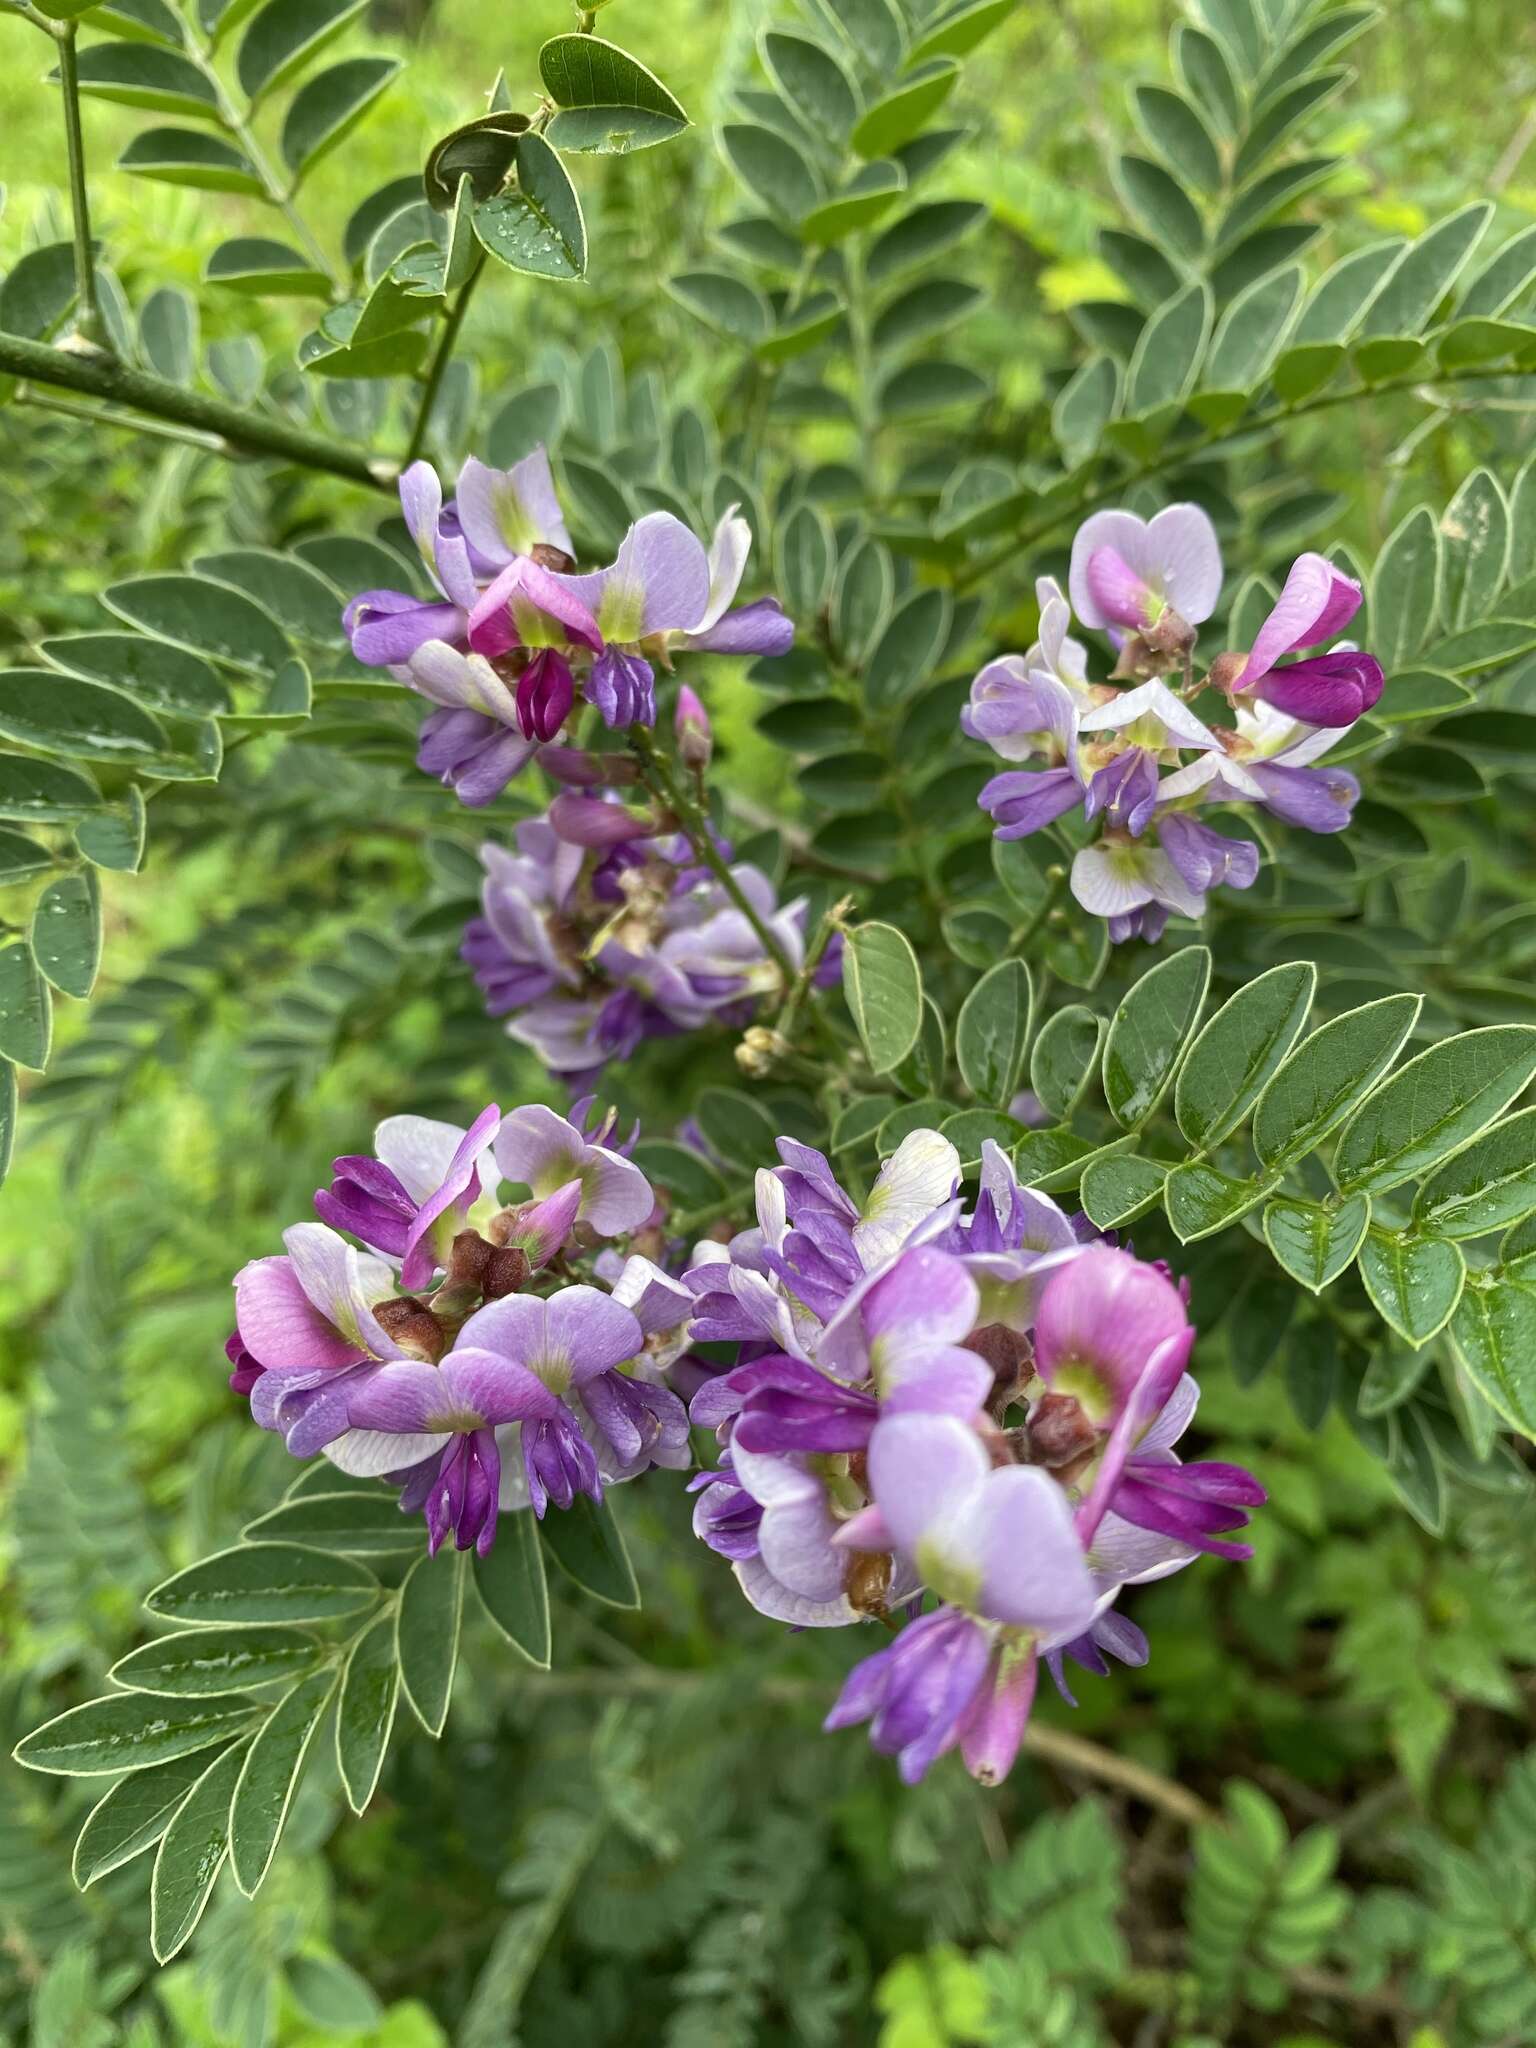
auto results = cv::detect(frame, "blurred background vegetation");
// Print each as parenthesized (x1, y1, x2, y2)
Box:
(3, 1, 1536, 2044)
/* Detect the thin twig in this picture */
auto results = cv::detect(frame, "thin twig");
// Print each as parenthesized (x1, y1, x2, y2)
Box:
(404, 253, 487, 469)
(52, 21, 109, 352)
(16, 387, 227, 453)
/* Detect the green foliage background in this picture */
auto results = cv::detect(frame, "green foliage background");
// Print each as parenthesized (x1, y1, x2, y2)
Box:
(3, 0, 1536, 2043)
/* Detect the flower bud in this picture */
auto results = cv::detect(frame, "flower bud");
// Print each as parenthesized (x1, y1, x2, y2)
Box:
(675, 684, 712, 770)
(374, 1296, 448, 1364)
(482, 1246, 531, 1298)
(501, 1179, 582, 1270)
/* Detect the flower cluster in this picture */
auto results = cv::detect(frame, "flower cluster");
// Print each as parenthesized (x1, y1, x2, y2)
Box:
(342, 446, 792, 807)
(228, 1101, 692, 1555)
(684, 1134, 1264, 1785)
(461, 797, 832, 1083)
(963, 504, 1385, 942)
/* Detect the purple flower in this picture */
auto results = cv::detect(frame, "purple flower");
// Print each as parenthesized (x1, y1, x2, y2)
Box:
(675, 683, 712, 768)
(1089, 1373, 1266, 1564)
(231, 1223, 405, 1457)
(343, 461, 480, 666)
(493, 1102, 654, 1236)
(1033, 1246, 1193, 1428)
(1069, 838, 1206, 929)
(979, 765, 1084, 840)
(1068, 504, 1222, 634)
(315, 1104, 501, 1291)
(1226, 553, 1383, 723)
(466, 555, 603, 668)
(1158, 813, 1260, 894)
(824, 1605, 993, 1785)
(452, 446, 573, 568)
(1084, 747, 1159, 836)
(548, 793, 658, 848)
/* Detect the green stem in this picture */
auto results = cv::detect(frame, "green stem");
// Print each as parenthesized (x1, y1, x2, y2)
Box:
(0, 329, 394, 487)
(53, 22, 109, 352)
(955, 362, 1530, 596)
(1010, 868, 1067, 951)
(180, 21, 339, 291)
(404, 253, 487, 468)
(774, 895, 850, 1046)
(627, 725, 799, 985)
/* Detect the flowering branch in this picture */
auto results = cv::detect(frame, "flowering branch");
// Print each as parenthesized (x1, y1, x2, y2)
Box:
(626, 723, 800, 987)
(0, 331, 395, 487)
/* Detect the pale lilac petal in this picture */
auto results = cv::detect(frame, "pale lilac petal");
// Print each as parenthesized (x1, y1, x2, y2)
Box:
(608, 1254, 694, 1336)
(580, 513, 713, 641)
(398, 461, 443, 571)
(326, 1427, 449, 1476)
(1242, 553, 1363, 683)
(346, 1361, 461, 1434)
(960, 1466, 1098, 1633)
(1136, 1372, 1199, 1456)
(375, 1113, 488, 1205)
(863, 1247, 980, 1366)
(879, 1346, 993, 1418)
(351, 600, 464, 666)
(1146, 503, 1223, 623)
(684, 598, 795, 656)
(693, 507, 752, 632)
(1250, 760, 1360, 831)
(279, 1223, 400, 1358)
(733, 1553, 857, 1627)
(854, 1131, 962, 1269)
(757, 1474, 847, 1602)
(868, 1411, 990, 1560)
(454, 447, 571, 563)
(438, 1347, 563, 1424)
(1087, 1508, 1196, 1584)
(1069, 511, 1153, 629)
(234, 1254, 366, 1371)
(1070, 842, 1156, 919)
(1158, 814, 1260, 893)
(979, 766, 1084, 839)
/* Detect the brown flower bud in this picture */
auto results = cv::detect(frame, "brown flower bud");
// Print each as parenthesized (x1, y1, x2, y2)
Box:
(962, 1323, 1036, 1410)
(530, 543, 575, 573)
(374, 1296, 447, 1364)
(1208, 649, 1249, 697)
(483, 1246, 531, 1299)
(1027, 1391, 1099, 1468)
(446, 1230, 493, 1292)
(847, 1549, 893, 1618)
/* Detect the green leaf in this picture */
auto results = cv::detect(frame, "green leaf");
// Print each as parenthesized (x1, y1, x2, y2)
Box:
(852, 60, 959, 159)
(229, 1669, 337, 1895)
(1175, 961, 1315, 1148)
(761, 31, 858, 137)
(1459, 220, 1536, 318)
(1252, 994, 1421, 1171)
(872, 277, 983, 353)
(110, 1627, 321, 1698)
(1204, 264, 1301, 389)
(956, 960, 1033, 1106)
(865, 586, 952, 706)
(138, 284, 197, 383)
(285, 1955, 382, 2034)
(868, 199, 986, 284)
(1175, 23, 1240, 135)
(73, 1751, 216, 1888)
(538, 33, 688, 153)
(540, 1496, 640, 1609)
(629, 1138, 726, 1212)
(150, 1743, 246, 1964)
(1126, 281, 1212, 414)
(1358, 1228, 1465, 1346)
(281, 55, 400, 181)
(719, 124, 820, 221)
(778, 503, 835, 619)
(0, 944, 52, 1072)
(103, 573, 292, 677)
(1372, 505, 1440, 671)
(30, 873, 100, 1002)
(1012, 1126, 1136, 1194)
(1165, 1162, 1277, 1242)
(1080, 1153, 1167, 1229)
(1414, 1106, 1536, 1239)
(1262, 1193, 1371, 1292)
(1052, 352, 1120, 467)
(844, 922, 924, 1076)
(334, 1609, 398, 1813)
(1102, 946, 1210, 1128)
(0, 669, 183, 776)
(237, 0, 365, 104)
(911, 0, 1018, 61)
(473, 136, 586, 281)
(877, 359, 987, 419)
(1293, 239, 1406, 347)
(473, 1509, 552, 1667)
(146, 1543, 380, 1627)
(1132, 82, 1221, 189)
(0, 754, 101, 826)
(1333, 1027, 1536, 1196)
(205, 236, 331, 297)
(835, 539, 895, 661)
(1358, 1341, 1433, 1418)
(69, 42, 219, 120)
(668, 270, 772, 344)
(1359, 202, 1493, 338)
(397, 1546, 464, 1738)
(423, 112, 528, 209)
(14, 1693, 256, 1777)
(1450, 1278, 1536, 1436)
(0, 242, 79, 341)
(0, 830, 53, 882)
(693, 1086, 780, 1172)
(939, 1108, 1026, 1163)
(191, 550, 346, 648)
(244, 1491, 421, 1553)
(1029, 1006, 1103, 1120)
(1115, 154, 1205, 260)
(74, 788, 145, 875)
(118, 126, 262, 195)
(1438, 469, 1510, 631)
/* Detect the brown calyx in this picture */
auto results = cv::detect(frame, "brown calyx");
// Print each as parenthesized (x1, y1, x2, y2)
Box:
(963, 1323, 1036, 1410)
(847, 1549, 893, 1619)
(374, 1296, 447, 1364)
(1026, 1391, 1100, 1469)
(530, 543, 575, 573)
